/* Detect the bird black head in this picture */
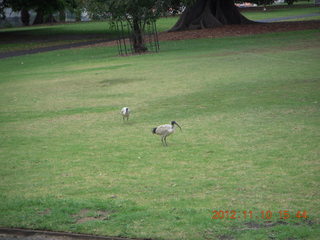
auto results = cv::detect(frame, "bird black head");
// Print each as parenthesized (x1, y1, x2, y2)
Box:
(171, 121, 182, 131)
(152, 127, 157, 134)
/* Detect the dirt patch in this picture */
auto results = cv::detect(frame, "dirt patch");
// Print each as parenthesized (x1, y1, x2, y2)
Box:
(244, 220, 288, 229)
(72, 209, 111, 224)
(37, 208, 51, 216)
(100, 77, 145, 86)
(0, 228, 152, 240)
(217, 235, 235, 240)
(158, 21, 320, 41)
(238, 219, 315, 231)
(88, 20, 320, 49)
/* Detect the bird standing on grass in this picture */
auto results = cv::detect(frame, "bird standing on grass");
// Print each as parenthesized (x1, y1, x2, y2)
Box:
(120, 107, 130, 121)
(152, 121, 182, 146)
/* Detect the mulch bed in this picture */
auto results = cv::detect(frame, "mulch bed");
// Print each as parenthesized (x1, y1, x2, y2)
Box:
(158, 20, 320, 41)
(86, 20, 320, 49)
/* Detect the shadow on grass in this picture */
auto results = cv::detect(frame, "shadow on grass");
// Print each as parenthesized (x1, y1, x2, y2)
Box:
(100, 77, 146, 87)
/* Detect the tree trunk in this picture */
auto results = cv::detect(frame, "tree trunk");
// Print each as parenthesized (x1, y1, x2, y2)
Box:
(132, 19, 147, 53)
(75, 9, 81, 22)
(33, 10, 44, 24)
(21, 8, 30, 26)
(59, 10, 66, 22)
(170, 0, 253, 32)
(44, 14, 57, 23)
(33, 10, 57, 25)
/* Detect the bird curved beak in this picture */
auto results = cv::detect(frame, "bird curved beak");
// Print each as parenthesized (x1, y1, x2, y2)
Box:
(175, 122, 182, 132)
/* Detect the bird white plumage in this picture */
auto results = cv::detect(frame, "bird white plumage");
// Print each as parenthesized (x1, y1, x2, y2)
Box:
(120, 107, 130, 121)
(152, 121, 182, 146)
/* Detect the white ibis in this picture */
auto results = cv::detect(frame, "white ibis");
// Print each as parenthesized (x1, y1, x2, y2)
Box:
(120, 107, 130, 121)
(152, 121, 182, 146)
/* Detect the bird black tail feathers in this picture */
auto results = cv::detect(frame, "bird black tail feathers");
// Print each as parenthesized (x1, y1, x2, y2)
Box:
(152, 128, 157, 134)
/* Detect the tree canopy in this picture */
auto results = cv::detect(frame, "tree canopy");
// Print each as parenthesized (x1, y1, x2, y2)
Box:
(2, 0, 76, 24)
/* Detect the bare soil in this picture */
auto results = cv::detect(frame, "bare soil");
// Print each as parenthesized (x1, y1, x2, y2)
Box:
(90, 20, 320, 48)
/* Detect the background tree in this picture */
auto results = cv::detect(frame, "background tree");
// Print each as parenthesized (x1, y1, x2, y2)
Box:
(3, 0, 73, 25)
(0, 0, 8, 20)
(239, 0, 275, 11)
(2, 0, 32, 25)
(285, 0, 297, 5)
(91, 0, 174, 53)
(73, 0, 109, 21)
(241, 0, 275, 5)
(31, 0, 66, 24)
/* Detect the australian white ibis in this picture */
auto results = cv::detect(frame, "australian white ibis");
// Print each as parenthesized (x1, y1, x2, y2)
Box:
(152, 121, 182, 146)
(120, 107, 130, 121)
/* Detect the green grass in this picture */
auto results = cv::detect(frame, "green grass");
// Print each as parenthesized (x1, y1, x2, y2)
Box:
(0, 21, 115, 53)
(241, 6, 320, 21)
(274, 0, 316, 6)
(1, 28, 320, 239)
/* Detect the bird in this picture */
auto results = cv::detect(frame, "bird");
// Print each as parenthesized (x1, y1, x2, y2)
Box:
(120, 107, 130, 121)
(152, 121, 182, 146)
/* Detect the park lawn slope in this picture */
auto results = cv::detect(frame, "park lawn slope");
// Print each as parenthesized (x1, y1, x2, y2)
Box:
(0, 29, 320, 239)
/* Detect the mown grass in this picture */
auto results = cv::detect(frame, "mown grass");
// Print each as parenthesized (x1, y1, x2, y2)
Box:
(242, 6, 320, 21)
(1, 28, 320, 239)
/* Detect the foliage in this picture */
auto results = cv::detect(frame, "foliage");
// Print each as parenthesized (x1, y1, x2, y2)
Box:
(73, 0, 109, 20)
(0, 0, 8, 19)
(3, 0, 66, 13)
(84, 0, 179, 52)
(285, 0, 298, 5)
(2, 0, 76, 24)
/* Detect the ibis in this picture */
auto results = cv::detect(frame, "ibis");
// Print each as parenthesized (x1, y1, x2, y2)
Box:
(152, 121, 182, 146)
(120, 107, 130, 121)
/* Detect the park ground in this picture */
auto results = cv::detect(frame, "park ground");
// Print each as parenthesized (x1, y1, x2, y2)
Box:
(0, 5, 320, 240)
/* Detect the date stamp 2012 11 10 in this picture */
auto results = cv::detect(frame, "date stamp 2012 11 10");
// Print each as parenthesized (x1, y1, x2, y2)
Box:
(211, 210, 308, 220)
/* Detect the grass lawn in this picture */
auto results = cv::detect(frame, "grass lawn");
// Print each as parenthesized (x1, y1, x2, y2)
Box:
(0, 21, 116, 53)
(0, 27, 320, 239)
(242, 6, 320, 21)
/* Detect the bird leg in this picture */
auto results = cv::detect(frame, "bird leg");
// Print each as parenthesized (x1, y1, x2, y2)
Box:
(161, 136, 165, 146)
(164, 136, 168, 146)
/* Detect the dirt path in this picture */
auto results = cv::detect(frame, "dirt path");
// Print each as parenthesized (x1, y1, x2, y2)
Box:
(257, 12, 320, 22)
(0, 228, 151, 240)
(0, 39, 114, 59)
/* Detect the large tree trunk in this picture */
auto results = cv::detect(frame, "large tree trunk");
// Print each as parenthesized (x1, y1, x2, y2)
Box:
(132, 18, 147, 53)
(59, 10, 66, 22)
(33, 10, 57, 25)
(33, 10, 44, 24)
(74, 9, 82, 22)
(21, 8, 30, 26)
(170, 0, 253, 32)
(45, 14, 57, 23)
